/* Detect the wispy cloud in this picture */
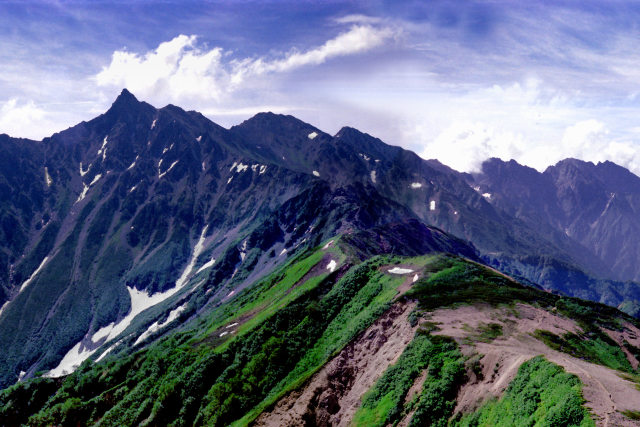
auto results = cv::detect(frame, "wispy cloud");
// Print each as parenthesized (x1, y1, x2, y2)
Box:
(95, 24, 396, 104)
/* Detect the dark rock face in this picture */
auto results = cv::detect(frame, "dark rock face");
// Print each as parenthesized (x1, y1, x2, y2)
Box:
(473, 157, 640, 282)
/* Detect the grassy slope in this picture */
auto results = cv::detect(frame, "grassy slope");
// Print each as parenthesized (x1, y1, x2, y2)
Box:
(0, 244, 637, 426)
(456, 356, 594, 427)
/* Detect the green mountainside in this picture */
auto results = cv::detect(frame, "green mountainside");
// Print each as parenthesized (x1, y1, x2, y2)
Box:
(2, 236, 638, 426)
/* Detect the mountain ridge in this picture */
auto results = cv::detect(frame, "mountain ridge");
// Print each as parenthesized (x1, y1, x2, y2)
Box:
(0, 89, 639, 390)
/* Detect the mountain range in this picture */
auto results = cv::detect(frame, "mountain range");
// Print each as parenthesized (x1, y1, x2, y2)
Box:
(0, 90, 639, 425)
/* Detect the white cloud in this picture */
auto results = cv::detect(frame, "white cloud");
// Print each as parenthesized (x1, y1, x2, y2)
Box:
(420, 121, 525, 172)
(333, 15, 383, 25)
(0, 99, 49, 139)
(96, 25, 394, 104)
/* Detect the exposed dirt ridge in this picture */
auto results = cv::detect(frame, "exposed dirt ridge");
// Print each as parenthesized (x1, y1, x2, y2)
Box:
(254, 300, 417, 427)
(427, 303, 640, 427)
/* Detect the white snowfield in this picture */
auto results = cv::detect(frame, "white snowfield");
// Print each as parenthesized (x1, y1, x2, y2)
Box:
(195, 258, 216, 275)
(327, 260, 337, 272)
(20, 256, 50, 292)
(97, 136, 108, 162)
(158, 160, 179, 179)
(313, 170, 320, 177)
(127, 155, 139, 171)
(430, 200, 436, 211)
(79, 162, 90, 176)
(151, 119, 157, 129)
(134, 303, 187, 346)
(308, 131, 318, 140)
(45, 341, 98, 378)
(411, 182, 422, 189)
(44, 167, 52, 187)
(47, 226, 212, 378)
(370, 170, 377, 183)
(76, 174, 102, 203)
(482, 193, 492, 199)
(230, 161, 248, 173)
(388, 267, 414, 274)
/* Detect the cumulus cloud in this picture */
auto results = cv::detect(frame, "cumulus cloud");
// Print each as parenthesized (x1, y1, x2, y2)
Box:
(95, 25, 394, 104)
(0, 99, 50, 139)
(420, 121, 525, 172)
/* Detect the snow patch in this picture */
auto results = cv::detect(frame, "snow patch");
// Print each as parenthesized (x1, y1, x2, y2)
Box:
(359, 153, 371, 161)
(313, 170, 320, 177)
(134, 303, 187, 346)
(202, 162, 206, 171)
(97, 136, 108, 157)
(227, 177, 233, 184)
(388, 267, 414, 274)
(92, 226, 209, 344)
(240, 240, 247, 261)
(370, 170, 377, 183)
(413, 274, 419, 282)
(482, 193, 492, 200)
(410, 182, 422, 189)
(126, 155, 139, 171)
(259, 165, 267, 174)
(196, 135, 202, 142)
(129, 185, 137, 193)
(79, 162, 90, 177)
(219, 331, 228, 337)
(76, 185, 89, 203)
(226, 322, 239, 329)
(162, 147, 169, 154)
(279, 248, 288, 256)
(95, 343, 116, 363)
(18, 371, 26, 382)
(44, 167, 52, 187)
(158, 160, 179, 179)
(308, 131, 318, 140)
(151, 119, 157, 129)
(0, 301, 9, 317)
(429, 200, 436, 211)
(327, 260, 337, 273)
(195, 258, 216, 275)
(20, 256, 49, 292)
(90, 173, 102, 186)
(322, 240, 334, 250)
(45, 341, 97, 378)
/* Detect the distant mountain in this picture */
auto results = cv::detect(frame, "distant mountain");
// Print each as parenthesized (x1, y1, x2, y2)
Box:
(0, 89, 639, 392)
(471, 158, 640, 282)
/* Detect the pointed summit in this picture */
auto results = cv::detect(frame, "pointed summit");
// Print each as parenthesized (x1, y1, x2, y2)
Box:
(111, 88, 140, 109)
(103, 88, 155, 124)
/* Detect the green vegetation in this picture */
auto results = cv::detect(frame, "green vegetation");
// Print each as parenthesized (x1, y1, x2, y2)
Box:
(406, 256, 556, 310)
(0, 248, 408, 426)
(533, 329, 633, 373)
(0, 251, 631, 426)
(463, 322, 503, 344)
(622, 410, 640, 420)
(352, 332, 464, 427)
(456, 356, 594, 427)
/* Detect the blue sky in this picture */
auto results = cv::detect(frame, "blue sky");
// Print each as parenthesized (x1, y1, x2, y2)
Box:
(3, 0, 640, 174)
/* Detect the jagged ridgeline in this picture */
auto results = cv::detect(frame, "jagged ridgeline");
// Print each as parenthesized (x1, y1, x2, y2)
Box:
(1, 238, 639, 425)
(1, 90, 640, 425)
